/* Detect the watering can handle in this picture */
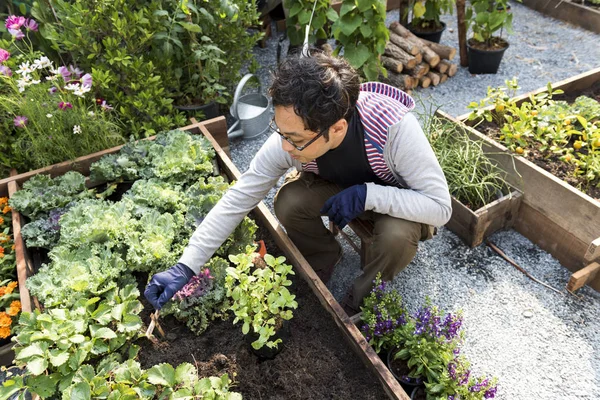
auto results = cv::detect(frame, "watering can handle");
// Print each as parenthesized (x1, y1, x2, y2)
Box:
(231, 74, 261, 121)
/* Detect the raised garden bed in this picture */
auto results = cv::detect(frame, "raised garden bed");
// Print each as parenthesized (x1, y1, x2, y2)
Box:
(448, 67, 600, 291)
(5, 117, 411, 399)
(520, 0, 600, 34)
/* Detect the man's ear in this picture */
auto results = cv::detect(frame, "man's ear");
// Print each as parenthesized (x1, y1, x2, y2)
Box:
(329, 118, 348, 139)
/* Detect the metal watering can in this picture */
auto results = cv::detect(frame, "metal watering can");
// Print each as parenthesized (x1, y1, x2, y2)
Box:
(227, 74, 271, 139)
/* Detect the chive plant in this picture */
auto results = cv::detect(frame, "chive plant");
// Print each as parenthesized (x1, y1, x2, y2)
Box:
(427, 117, 506, 210)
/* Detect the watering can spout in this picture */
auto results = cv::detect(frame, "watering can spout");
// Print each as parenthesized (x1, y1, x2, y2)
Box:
(227, 74, 271, 140)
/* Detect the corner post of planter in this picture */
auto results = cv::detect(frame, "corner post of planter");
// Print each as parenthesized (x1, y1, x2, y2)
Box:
(456, 0, 468, 67)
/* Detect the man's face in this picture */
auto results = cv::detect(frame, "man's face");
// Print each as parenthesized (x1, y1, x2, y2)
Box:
(273, 106, 340, 164)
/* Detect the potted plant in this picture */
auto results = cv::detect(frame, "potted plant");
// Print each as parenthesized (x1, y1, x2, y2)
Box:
(225, 246, 298, 359)
(284, 0, 336, 52)
(465, 0, 515, 74)
(407, 0, 455, 43)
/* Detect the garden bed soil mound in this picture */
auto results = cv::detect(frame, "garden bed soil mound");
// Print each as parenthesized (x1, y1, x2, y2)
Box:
(137, 219, 387, 399)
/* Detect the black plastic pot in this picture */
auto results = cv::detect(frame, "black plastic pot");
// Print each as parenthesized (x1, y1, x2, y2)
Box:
(386, 347, 425, 394)
(245, 320, 291, 360)
(411, 386, 426, 400)
(175, 101, 220, 120)
(408, 22, 446, 43)
(467, 39, 509, 74)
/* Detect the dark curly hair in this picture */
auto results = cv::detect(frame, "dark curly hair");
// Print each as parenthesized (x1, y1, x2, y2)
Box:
(269, 48, 360, 140)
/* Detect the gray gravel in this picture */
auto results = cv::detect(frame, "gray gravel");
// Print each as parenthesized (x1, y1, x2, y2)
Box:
(226, 3, 600, 399)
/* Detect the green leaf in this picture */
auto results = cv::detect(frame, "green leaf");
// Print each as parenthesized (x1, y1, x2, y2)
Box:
(340, 14, 363, 36)
(26, 357, 48, 375)
(16, 342, 46, 360)
(326, 8, 339, 22)
(28, 374, 60, 398)
(340, 2, 357, 16)
(357, 0, 373, 12)
(430, 383, 445, 394)
(344, 43, 371, 69)
(359, 24, 372, 37)
(289, 3, 303, 17)
(92, 327, 117, 339)
(147, 363, 176, 387)
(175, 363, 197, 387)
(178, 21, 202, 33)
(70, 382, 91, 399)
(413, 1, 426, 19)
(48, 350, 70, 367)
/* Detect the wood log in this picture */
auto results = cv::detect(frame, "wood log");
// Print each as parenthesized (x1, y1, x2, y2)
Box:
(381, 56, 403, 73)
(414, 52, 423, 64)
(382, 70, 417, 90)
(388, 22, 440, 67)
(426, 71, 441, 86)
(419, 76, 432, 88)
(389, 31, 420, 56)
(384, 42, 419, 69)
(420, 38, 457, 60)
(439, 73, 448, 84)
(440, 60, 458, 77)
(434, 61, 449, 74)
(406, 62, 430, 79)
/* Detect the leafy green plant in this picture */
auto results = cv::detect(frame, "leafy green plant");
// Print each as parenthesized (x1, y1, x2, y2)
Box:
(331, 0, 389, 81)
(31, 0, 188, 137)
(225, 247, 298, 350)
(409, 0, 454, 31)
(426, 116, 507, 209)
(468, 78, 600, 188)
(284, 0, 337, 46)
(466, 0, 514, 48)
(9, 285, 142, 398)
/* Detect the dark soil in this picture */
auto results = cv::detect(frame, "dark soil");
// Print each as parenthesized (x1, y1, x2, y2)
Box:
(474, 83, 600, 201)
(411, 386, 426, 400)
(467, 37, 509, 51)
(409, 21, 445, 33)
(136, 216, 387, 399)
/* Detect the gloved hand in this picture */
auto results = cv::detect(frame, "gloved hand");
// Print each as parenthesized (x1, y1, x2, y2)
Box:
(144, 263, 195, 310)
(320, 184, 367, 229)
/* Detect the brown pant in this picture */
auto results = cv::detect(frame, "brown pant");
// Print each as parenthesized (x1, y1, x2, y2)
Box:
(274, 171, 433, 308)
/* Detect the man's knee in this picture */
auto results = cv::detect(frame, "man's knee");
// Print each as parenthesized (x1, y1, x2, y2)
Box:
(373, 218, 421, 255)
(274, 180, 306, 224)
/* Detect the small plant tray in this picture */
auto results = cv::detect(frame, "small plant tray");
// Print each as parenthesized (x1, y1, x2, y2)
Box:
(441, 68, 600, 291)
(520, 0, 600, 34)
(447, 188, 522, 248)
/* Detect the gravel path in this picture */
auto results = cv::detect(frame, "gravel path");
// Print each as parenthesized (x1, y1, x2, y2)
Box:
(226, 2, 600, 399)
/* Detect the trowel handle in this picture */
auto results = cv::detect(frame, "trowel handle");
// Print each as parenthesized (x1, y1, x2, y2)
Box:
(231, 74, 261, 120)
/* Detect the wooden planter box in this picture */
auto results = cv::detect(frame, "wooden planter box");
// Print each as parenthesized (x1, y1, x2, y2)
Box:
(447, 189, 522, 248)
(521, 0, 600, 34)
(7, 117, 411, 399)
(447, 67, 600, 292)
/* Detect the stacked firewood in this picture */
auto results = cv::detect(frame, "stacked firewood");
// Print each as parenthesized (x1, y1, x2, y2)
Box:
(381, 21, 458, 91)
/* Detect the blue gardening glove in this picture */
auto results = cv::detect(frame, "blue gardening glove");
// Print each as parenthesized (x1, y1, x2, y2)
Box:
(144, 263, 195, 310)
(320, 184, 367, 229)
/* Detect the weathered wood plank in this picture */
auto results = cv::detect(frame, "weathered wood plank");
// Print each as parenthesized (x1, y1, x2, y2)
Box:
(8, 180, 32, 314)
(521, 0, 600, 34)
(197, 123, 410, 400)
(584, 237, 600, 262)
(567, 262, 600, 292)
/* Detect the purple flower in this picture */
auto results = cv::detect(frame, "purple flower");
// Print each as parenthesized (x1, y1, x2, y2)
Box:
(0, 66, 11, 77)
(48, 86, 57, 94)
(57, 66, 71, 81)
(58, 101, 73, 110)
(5, 16, 26, 31)
(100, 100, 113, 111)
(9, 29, 25, 40)
(448, 362, 457, 380)
(24, 18, 38, 32)
(458, 369, 470, 386)
(69, 65, 83, 78)
(0, 49, 9, 63)
(81, 73, 92, 88)
(448, 396, 455, 400)
(13, 116, 28, 128)
(484, 386, 497, 399)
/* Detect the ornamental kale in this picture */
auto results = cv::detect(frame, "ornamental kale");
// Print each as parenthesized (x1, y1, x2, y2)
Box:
(89, 139, 155, 183)
(21, 206, 72, 249)
(360, 273, 409, 353)
(123, 179, 186, 214)
(125, 210, 178, 272)
(161, 257, 230, 336)
(8, 172, 92, 219)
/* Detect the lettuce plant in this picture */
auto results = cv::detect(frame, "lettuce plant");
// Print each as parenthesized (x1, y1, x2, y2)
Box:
(10, 285, 142, 398)
(225, 247, 298, 350)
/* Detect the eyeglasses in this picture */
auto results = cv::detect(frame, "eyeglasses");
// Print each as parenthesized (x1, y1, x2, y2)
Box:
(269, 118, 329, 152)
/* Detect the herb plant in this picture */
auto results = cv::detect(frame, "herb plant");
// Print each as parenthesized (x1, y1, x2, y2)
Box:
(284, 0, 338, 46)
(225, 247, 298, 350)
(466, 0, 514, 48)
(409, 0, 455, 32)
(331, 0, 389, 81)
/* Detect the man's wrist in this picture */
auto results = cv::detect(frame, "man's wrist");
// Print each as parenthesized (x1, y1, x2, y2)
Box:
(174, 262, 195, 280)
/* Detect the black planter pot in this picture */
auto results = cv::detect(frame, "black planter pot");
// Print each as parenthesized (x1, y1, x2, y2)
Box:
(386, 348, 425, 394)
(411, 386, 426, 400)
(408, 22, 446, 43)
(175, 101, 220, 120)
(467, 39, 509, 74)
(245, 320, 291, 360)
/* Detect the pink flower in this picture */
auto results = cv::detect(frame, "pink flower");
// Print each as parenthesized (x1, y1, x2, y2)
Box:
(5, 16, 26, 31)
(100, 100, 113, 111)
(24, 19, 38, 32)
(0, 49, 10, 63)
(80, 73, 92, 88)
(9, 29, 25, 40)
(13, 116, 28, 128)
(57, 66, 71, 81)
(48, 86, 57, 94)
(0, 66, 11, 77)
(58, 101, 73, 110)
(69, 65, 83, 78)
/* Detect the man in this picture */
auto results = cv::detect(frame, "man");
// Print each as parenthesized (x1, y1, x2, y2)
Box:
(145, 50, 452, 314)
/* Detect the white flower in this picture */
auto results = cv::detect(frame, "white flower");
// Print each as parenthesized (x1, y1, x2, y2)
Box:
(64, 83, 79, 92)
(73, 125, 81, 134)
(16, 61, 33, 75)
(31, 79, 41, 85)
(46, 114, 53, 118)
(73, 85, 91, 98)
(33, 56, 52, 70)
(88, 111, 95, 117)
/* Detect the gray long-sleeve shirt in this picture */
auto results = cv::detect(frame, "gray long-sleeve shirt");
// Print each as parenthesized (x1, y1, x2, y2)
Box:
(179, 112, 452, 274)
